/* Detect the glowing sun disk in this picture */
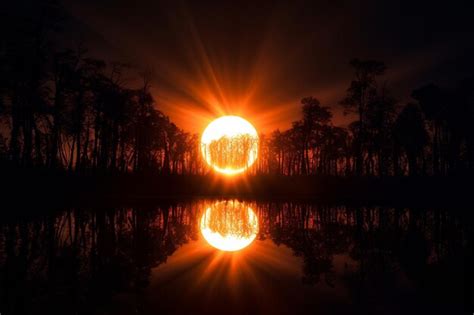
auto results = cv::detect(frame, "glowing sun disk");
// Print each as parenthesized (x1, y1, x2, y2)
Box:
(201, 115, 259, 175)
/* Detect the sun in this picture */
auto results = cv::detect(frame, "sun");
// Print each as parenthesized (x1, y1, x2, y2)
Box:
(200, 200, 259, 252)
(201, 115, 259, 175)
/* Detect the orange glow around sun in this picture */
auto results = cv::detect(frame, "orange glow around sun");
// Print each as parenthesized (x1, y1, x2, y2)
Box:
(201, 115, 259, 175)
(200, 200, 259, 252)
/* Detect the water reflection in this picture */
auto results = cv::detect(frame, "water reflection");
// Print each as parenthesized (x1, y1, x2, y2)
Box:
(200, 200, 259, 251)
(0, 202, 471, 314)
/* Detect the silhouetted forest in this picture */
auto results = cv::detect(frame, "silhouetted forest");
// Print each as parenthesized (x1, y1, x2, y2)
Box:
(1, 1, 473, 178)
(204, 134, 258, 171)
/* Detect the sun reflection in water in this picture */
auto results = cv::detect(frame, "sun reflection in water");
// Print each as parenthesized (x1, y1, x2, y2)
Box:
(200, 200, 259, 252)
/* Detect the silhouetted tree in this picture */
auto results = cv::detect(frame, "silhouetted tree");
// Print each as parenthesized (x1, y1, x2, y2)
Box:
(365, 85, 397, 176)
(340, 59, 386, 176)
(411, 84, 446, 175)
(299, 97, 332, 174)
(393, 103, 429, 176)
(1, 0, 64, 166)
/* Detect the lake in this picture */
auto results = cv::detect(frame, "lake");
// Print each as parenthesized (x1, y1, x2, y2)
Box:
(0, 199, 472, 315)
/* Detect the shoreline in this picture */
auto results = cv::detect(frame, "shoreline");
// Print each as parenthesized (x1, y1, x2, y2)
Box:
(1, 169, 472, 207)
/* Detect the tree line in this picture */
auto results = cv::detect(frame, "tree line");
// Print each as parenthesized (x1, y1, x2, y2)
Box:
(1, 1, 202, 174)
(1, 0, 473, 177)
(255, 67, 474, 176)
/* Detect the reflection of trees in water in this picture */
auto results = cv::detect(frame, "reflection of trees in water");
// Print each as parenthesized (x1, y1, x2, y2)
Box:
(255, 203, 470, 293)
(0, 204, 197, 315)
(0, 203, 470, 314)
(203, 135, 258, 170)
(202, 201, 257, 239)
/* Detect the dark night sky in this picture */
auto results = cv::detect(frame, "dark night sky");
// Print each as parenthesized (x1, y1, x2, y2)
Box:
(62, 0, 474, 133)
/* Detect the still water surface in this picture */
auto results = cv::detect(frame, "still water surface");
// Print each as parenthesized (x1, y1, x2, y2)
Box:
(0, 200, 471, 315)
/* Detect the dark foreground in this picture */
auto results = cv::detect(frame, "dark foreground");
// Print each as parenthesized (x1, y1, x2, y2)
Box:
(0, 199, 472, 315)
(2, 167, 473, 207)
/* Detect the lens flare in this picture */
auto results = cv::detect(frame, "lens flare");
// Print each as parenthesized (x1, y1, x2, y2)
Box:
(201, 116, 259, 175)
(200, 200, 259, 252)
